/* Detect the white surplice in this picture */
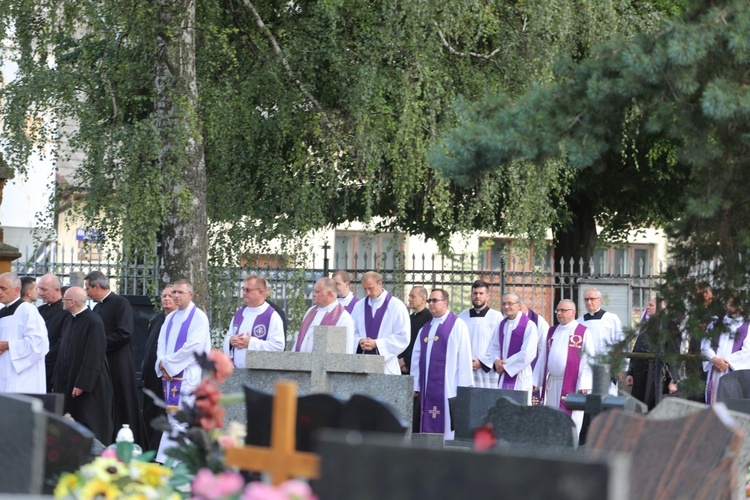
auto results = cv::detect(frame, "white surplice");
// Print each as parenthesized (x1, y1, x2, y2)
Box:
(577, 310, 624, 396)
(533, 321, 594, 435)
(351, 291, 410, 375)
(458, 307, 502, 388)
(701, 315, 750, 403)
(292, 303, 355, 353)
(0, 301, 49, 393)
(222, 303, 285, 368)
(481, 313, 538, 401)
(411, 313, 474, 440)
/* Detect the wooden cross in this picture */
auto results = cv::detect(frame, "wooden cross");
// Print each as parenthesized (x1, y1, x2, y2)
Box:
(224, 380, 320, 485)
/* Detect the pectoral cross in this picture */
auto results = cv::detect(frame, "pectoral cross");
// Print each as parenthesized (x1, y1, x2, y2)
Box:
(428, 406, 441, 419)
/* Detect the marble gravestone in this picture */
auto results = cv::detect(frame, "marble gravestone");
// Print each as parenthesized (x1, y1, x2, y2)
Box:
(649, 397, 750, 500)
(316, 430, 629, 500)
(451, 386, 528, 441)
(717, 369, 750, 404)
(586, 404, 742, 499)
(223, 326, 414, 434)
(483, 396, 578, 449)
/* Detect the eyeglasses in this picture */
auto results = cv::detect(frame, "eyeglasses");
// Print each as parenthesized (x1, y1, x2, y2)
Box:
(171, 290, 189, 295)
(501, 301, 519, 306)
(583, 297, 600, 301)
(243, 287, 262, 293)
(555, 308, 574, 313)
(427, 298, 445, 304)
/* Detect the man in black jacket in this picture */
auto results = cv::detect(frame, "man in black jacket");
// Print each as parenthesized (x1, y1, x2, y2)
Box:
(38, 273, 70, 392)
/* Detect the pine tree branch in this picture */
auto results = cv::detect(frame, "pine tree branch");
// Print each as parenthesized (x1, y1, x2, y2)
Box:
(241, 0, 335, 133)
(433, 21, 502, 60)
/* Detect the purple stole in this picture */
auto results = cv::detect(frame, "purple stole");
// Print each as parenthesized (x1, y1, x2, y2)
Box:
(294, 303, 345, 352)
(162, 305, 197, 411)
(540, 323, 587, 416)
(418, 312, 457, 434)
(363, 294, 392, 355)
(232, 305, 274, 341)
(344, 296, 359, 314)
(497, 314, 529, 390)
(707, 321, 749, 403)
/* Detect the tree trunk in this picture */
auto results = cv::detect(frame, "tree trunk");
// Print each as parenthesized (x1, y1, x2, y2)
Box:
(155, 0, 209, 309)
(554, 194, 598, 271)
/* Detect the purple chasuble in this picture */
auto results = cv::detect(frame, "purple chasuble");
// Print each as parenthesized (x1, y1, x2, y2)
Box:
(497, 314, 530, 390)
(707, 321, 749, 403)
(363, 294, 392, 355)
(418, 312, 457, 434)
(345, 296, 359, 314)
(293, 303, 345, 352)
(540, 323, 587, 416)
(162, 305, 197, 410)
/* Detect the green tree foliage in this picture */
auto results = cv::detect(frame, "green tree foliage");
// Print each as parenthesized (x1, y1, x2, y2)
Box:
(0, 0, 664, 295)
(433, 0, 750, 388)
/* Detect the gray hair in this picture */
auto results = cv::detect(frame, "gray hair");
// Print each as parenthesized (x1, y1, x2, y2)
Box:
(0, 273, 21, 288)
(84, 271, 110, 289)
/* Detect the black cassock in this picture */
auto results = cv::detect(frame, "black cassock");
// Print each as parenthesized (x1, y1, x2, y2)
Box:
(53, 308, 114, 444)
(93, 293, 146, 446)
(141, 312, 166, 451)
(39, 299, 70, 392)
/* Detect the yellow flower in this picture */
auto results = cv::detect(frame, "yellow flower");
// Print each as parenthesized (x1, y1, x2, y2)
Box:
(130, 461, 172, 487)
(53, 472, 80, 498)
(79, 478, 120, 499)
(80, 457, 128, 482)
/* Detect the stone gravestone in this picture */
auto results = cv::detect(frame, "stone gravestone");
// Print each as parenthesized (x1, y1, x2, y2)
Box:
(223, 326, 414, 434)
(586, 404, 742, 499)
(243, 383, 408, 452)
(316, 430, 630, 500)
(22, 392, 65, 415)
(649, 397, 750, 500)
(0, 393, 95, 495)
(43, 414, 95, 494)
(452, 386, 528, 441)
(0, 394, 46, 494)
(483, 396, 578, 449)
(717, 369, 750, 401)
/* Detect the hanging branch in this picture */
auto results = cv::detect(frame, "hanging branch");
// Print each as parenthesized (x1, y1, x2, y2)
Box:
(241, 0, 335, 133)
(433, 21, 502, 60)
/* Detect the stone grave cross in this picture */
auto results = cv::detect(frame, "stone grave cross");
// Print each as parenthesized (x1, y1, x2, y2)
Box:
(244, 326, 385, 392)
(564, 364, 647, 417)
(224, 380, 320, 485)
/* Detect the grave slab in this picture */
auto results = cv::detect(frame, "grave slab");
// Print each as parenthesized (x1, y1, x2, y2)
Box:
(587, 404, 742, 499)
(717, 369, 750, 401)
(316, 430, 629, 500)
(483, 396, 578, 449)
(0, 394, 46, 494)
(452, 386, 528, 440)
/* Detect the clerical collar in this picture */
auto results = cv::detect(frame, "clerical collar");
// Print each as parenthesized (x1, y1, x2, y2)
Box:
(431, 311, 450, 325)
(177, 302, 195, 315)
(368, 291, 388, 308)
(584, 309, 606, 321)
(319, 301, 338, 313)
(100, 291, 112, 302)
(4, 298, 21, 309)
(245, 302, 268, 314)
(71, 306, 89, 317)
(412, 307, 427, 316)
(469, 307, 490, 318)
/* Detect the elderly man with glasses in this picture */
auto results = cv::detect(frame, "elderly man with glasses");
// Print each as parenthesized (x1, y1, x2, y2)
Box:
(533, 299, 594, 437)
(577, 288, 625, 396)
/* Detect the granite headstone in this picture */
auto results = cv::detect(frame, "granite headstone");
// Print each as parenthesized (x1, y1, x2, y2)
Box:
(452, 386, 528, 440)
(587, 404, 742, 499)
(0, 394, 47, 494)
(483, 396, 578, 449)
(717, 369, 750, 401)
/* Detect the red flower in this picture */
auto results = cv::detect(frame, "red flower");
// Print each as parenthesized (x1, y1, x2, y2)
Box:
(194, 379, 224, 430)
(208, 349, 233, 384)
(473, 424, 497, 452)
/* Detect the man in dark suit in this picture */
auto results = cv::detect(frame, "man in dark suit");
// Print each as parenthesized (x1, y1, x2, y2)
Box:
(85, 270, 145, 446)
(38, 273, 70, 392)
(54, 286, 113, 444)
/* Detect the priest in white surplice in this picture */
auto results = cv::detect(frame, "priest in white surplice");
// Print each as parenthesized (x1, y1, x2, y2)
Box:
(577, 288, 624, 396)
(481, 293, 538, 401)
(459, 280, 502, 388)
(412, 289, 473, 440)
(293, 278, 355, 353)
(222, 275, 284, 368)
(155, 279, 211, 463)
(332, 270, 360, 314)
(352, 271, 410, 375)
(534, 299, 594, 436)
(701, 300, 750, 404)
(0, 272, 49, 393)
